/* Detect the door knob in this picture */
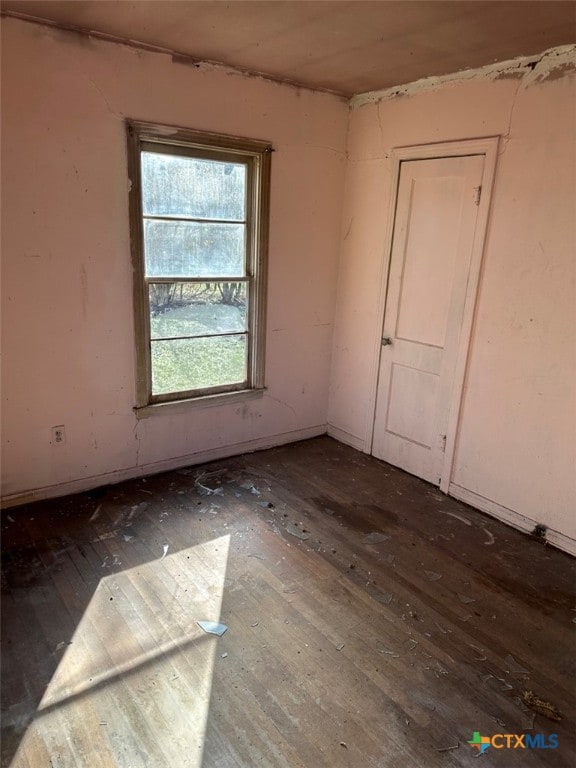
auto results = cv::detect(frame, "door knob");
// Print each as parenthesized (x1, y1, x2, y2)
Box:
(381, 336, 393, 346)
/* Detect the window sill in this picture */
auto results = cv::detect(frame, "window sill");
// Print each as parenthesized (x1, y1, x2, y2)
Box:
(134, 387, 266, 419)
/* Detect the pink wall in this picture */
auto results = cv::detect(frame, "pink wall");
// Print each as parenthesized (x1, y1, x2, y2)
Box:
(2, 18, 575, 548)
(0, 18, 347, 502)
(329, 49, 576, 542)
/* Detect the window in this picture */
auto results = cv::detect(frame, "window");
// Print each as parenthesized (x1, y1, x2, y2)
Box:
(126, 120, 271, 408)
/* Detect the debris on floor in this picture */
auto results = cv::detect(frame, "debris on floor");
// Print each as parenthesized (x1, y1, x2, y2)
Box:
(286, 522, 310, 540)
(336, 643, 345, 651)
(197, 621, 228, 637)
(484, 674, 513, 692)
(239, 479, 260, 495)
(160, 544, 169, 559)
(423, 570, 442, 581)
(362, 532, 389, 544)
(468, 644, 487, 661)
(376, 592, 393, 605)
(522, 690, 562, 721)
(193, 470, 225, 496)
(376, 642, 399, 657)
(423, 661, 449, 677)
(92, 530, 118, 542)
(482, 528, 495, 546)
(128, 502, 148, 521)
(457, 593, 475, 604)
(531, 523, 547, 541)
(443, 511, 472, 525)
(504, 654, 530, 678)
(435, 743, 459, 752)
(195, 481, 224, 496)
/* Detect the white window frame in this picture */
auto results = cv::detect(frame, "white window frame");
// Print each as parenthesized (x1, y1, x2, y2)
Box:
(126, 120, 271, 411)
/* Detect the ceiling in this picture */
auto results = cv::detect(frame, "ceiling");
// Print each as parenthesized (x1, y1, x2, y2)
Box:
(2, 1, 575, 96)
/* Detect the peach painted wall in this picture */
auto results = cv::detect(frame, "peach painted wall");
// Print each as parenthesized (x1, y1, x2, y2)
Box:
(328, 49, 576, 541)
(1, 18, 347, 502)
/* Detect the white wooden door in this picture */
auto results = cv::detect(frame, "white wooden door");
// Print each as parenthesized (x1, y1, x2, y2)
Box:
(372, 155, 485, 485)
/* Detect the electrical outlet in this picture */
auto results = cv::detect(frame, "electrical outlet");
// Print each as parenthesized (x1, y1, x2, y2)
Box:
(52, 425, 66, 445)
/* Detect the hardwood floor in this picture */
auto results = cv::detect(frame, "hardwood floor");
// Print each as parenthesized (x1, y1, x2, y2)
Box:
(1, 436, 574, 767)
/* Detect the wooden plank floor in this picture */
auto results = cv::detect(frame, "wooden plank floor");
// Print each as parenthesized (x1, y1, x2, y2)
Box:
(1, 436, 574, 767)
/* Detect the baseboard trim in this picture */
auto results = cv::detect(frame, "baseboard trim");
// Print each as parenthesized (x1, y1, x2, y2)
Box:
(449, 483, 576, 558)
(1, 425, 327, 509)
(326, 424, 366, 452)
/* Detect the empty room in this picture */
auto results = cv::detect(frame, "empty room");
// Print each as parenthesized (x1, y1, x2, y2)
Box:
(1, 1, 575, 766)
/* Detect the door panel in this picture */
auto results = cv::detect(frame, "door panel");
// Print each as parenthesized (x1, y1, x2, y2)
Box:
(386, 364, 439, 448)
(395, 175, 464, 348)
(372, 155, 484, 484)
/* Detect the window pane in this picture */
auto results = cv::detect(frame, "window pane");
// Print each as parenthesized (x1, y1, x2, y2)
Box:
(141, 152, 246, 220)
(149, 282, 247, 339)
(151, 335, 247, 394)
(144, 220, 245, 277)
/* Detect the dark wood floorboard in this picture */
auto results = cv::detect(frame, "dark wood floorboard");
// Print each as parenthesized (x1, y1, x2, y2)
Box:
(1, 436, 574, 767)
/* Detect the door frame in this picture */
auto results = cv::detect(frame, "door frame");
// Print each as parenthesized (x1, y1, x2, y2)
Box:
(365, 137, 499, 492)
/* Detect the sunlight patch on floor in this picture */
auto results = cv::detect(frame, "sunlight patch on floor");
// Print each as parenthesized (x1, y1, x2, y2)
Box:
(12, 535, 231, 768)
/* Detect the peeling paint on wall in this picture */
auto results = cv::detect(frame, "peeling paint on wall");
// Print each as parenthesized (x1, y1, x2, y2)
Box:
(351, 45, 576, 108)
